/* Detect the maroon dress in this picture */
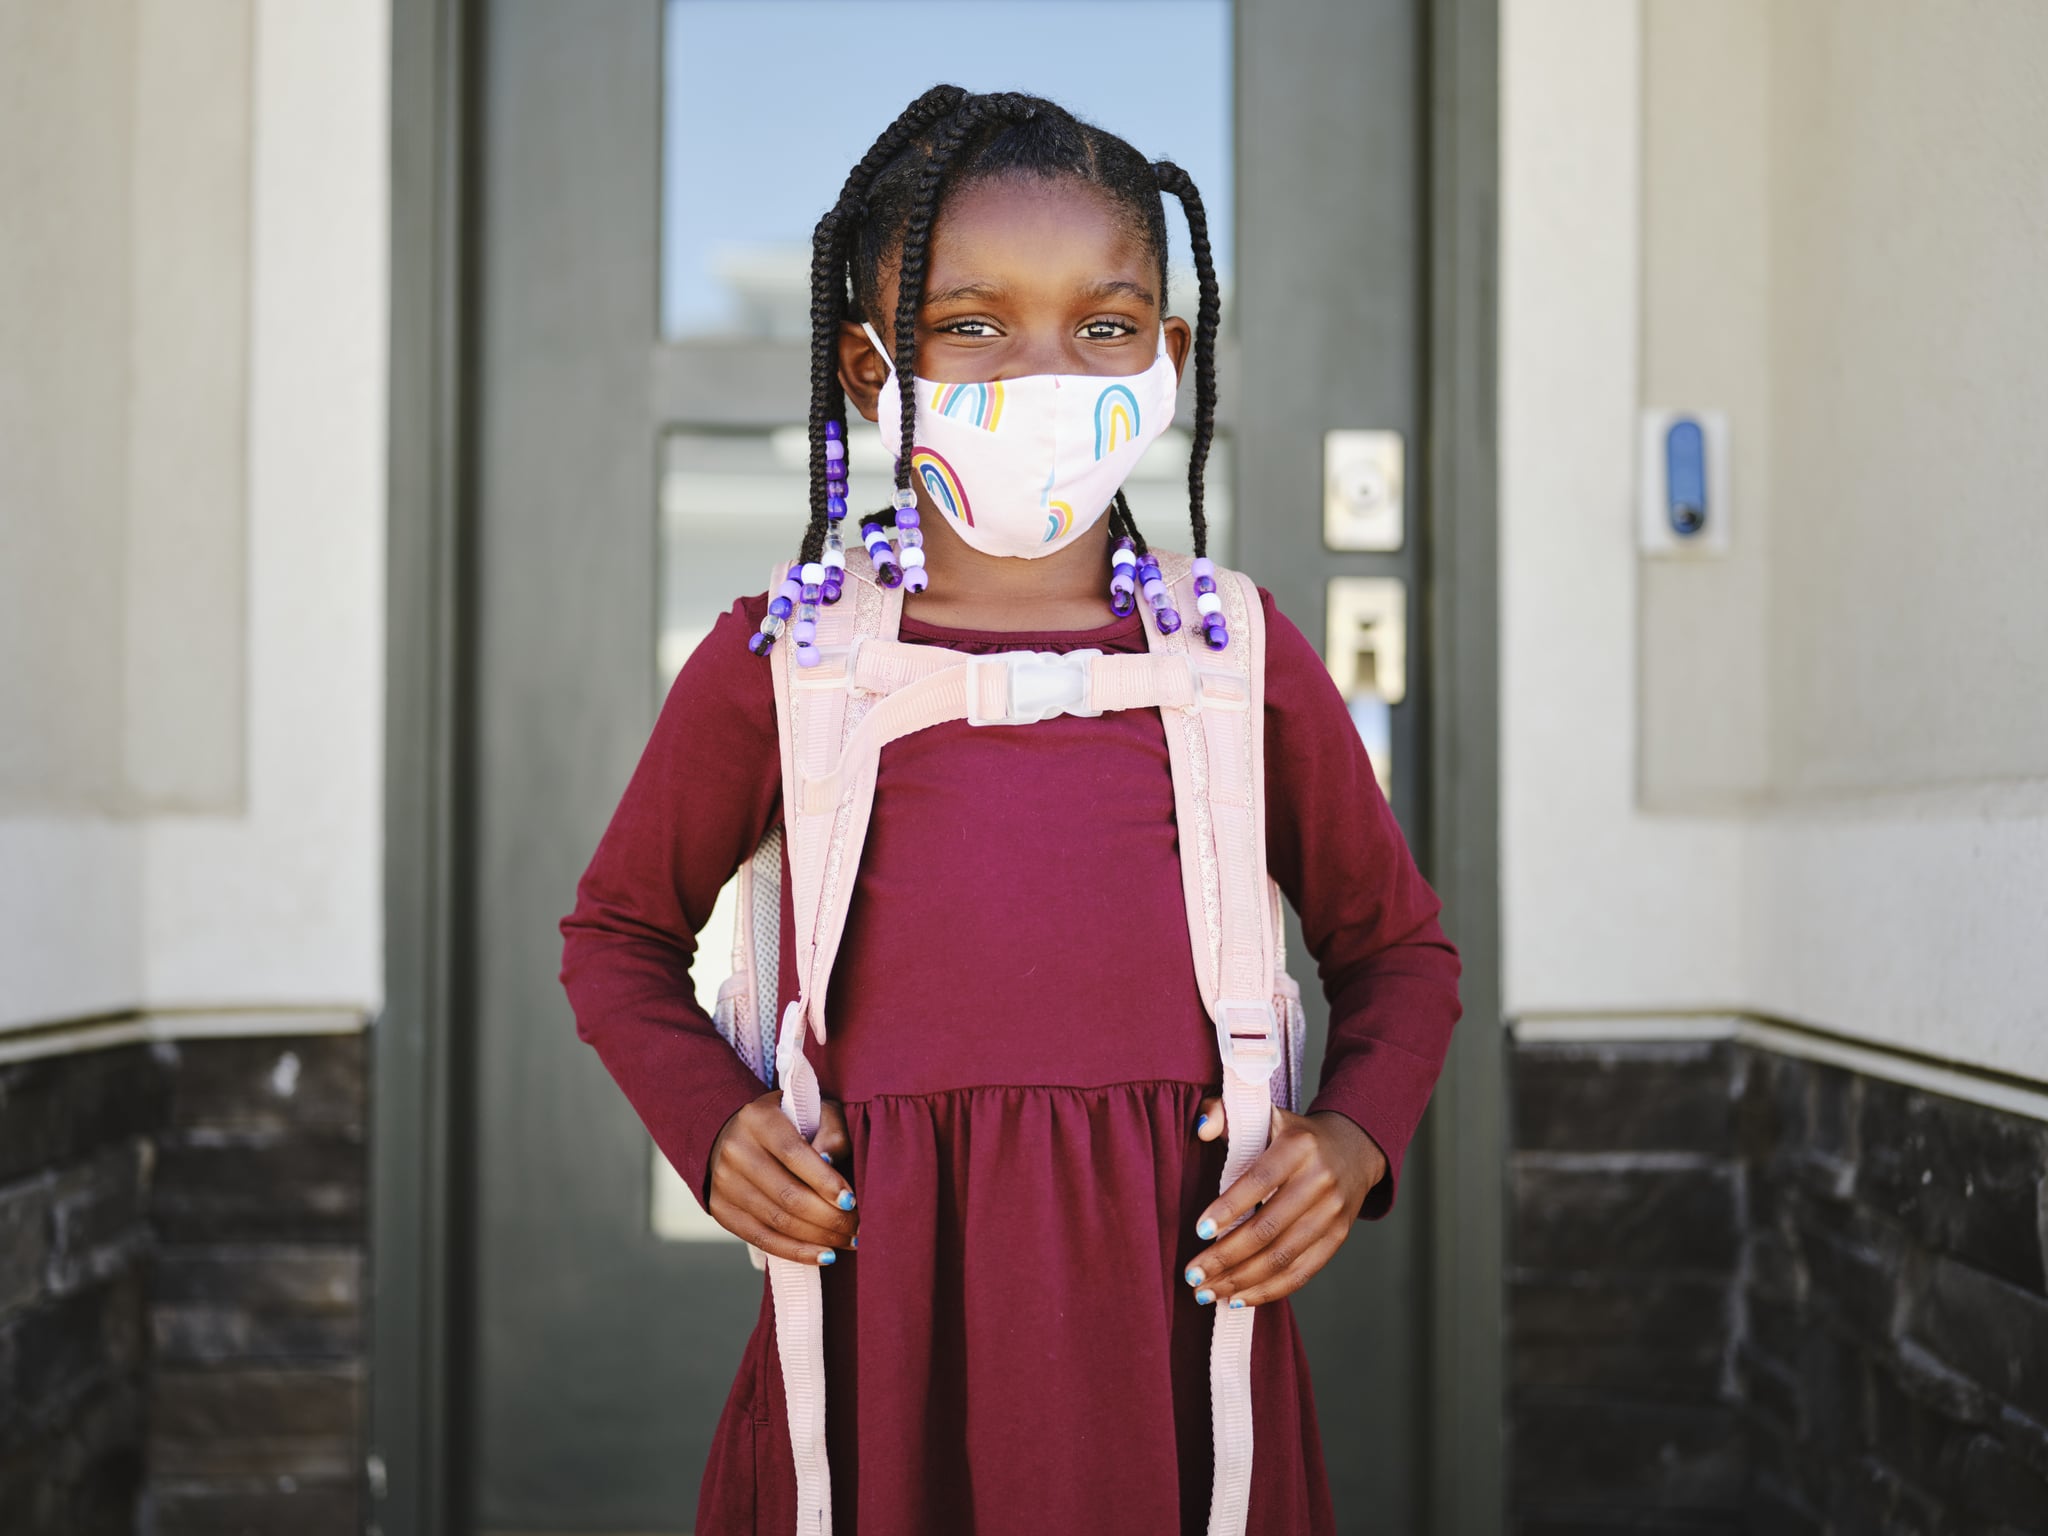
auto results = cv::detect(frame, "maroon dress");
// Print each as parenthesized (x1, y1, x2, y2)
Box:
(559, 584, 1463, 1536)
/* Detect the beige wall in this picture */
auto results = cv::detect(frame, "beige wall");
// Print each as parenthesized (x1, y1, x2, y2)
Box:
(1641, 0, 2048, 804)
(0, 0, 387, 1027)
(0, 0, 252, 818)
(1502, 0, 2048, 1081)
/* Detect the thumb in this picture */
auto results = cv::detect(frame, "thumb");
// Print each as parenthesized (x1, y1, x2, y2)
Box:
(1194, 1096, 1227, 1142)
(813, 1099, 853, 1172)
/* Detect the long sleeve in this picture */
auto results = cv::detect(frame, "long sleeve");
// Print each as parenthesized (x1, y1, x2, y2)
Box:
(558, 594, 783, 1212)
(1260, 586, 1464, 1221)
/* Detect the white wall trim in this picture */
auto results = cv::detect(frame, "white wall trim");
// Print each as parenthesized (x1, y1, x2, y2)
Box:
(1509, 1010, 2048, 1126)
(0, 1005, 370, 1067)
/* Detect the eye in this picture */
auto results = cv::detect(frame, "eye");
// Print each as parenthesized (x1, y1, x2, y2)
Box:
(1080, 318, 1138, 341)
(937, 318, 999, 338)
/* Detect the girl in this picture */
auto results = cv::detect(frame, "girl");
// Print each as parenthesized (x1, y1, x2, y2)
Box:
(559, 86, 1462, 1536)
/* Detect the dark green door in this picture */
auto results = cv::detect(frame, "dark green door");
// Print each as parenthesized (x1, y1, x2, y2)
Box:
(468, 2, 1446, 1530)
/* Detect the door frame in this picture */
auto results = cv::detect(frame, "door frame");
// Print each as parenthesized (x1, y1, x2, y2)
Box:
(372, 2, 1500, 1530)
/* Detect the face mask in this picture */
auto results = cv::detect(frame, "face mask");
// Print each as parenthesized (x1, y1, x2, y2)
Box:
(862, 320, 1180, 559)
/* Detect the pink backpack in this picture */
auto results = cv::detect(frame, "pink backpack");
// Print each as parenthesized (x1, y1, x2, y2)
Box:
(712, 543, 1307, 1536)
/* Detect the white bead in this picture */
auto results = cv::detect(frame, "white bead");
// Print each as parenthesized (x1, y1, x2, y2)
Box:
(899, 545, 926, 568)
(1111, 547, 1138, 569)
(822, 548, 846, 569)
(1196, 592, 1223, 616)
(801, 562, 826, 585)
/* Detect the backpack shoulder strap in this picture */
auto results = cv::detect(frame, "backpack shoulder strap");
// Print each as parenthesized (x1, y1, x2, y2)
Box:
(759, 543, 900, 1536)
(1139, 550, 1275, 1536)
(767, 546, 904, 1092)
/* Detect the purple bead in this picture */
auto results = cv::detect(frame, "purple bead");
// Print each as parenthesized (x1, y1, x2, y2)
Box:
(895, 508, 920, 528)
(903, 567, 929, 594)
(825, 420, 842, 441)
(1156, 607, 1182, 635)
(1143, 578, 1168, 603)
(1110, 572, 1136, 593)
(876, 562, 902, 589)
(824, 439, 845, 462)
(768, 595, 793, 620)
(801, 586, 821, 605)
(778, 577, 803, 604)
(827, 495, 848, 518)
(796, 643, 821, 668)
(1190, 556, 1215, 579)
(1110, 590, 1136, 617)
(748, 631, 773, 655)
(792, 617, 817, 643)
(1194, 574, 1217, 595)
(1204, 626, 1229, 651)
(1114, 535, 1136, 552)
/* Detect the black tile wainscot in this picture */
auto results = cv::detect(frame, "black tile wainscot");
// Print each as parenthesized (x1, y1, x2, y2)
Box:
(0, 1030, 367, 1536)
(1506, 1030, 2048, 1535)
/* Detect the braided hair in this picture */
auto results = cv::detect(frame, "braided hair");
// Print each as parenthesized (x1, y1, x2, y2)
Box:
(760, 86, 1223, 654)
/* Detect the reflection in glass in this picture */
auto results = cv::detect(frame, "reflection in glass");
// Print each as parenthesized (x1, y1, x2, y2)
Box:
(661, 0, 1233, 341)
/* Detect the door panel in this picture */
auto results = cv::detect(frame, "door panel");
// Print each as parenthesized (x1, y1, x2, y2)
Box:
(470, 1, 1430, 1528)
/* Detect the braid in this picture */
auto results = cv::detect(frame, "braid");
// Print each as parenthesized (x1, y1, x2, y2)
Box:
(1151, 161, 1221, 559)
(802, 86, 971, 561)
(1112, 490, 1149, 558)
(885, 94, 1045, 506)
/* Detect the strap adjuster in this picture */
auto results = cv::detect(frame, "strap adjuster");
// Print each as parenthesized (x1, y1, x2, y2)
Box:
(1216, 999, 1280, 1072)
(965, 649, 1106, 726)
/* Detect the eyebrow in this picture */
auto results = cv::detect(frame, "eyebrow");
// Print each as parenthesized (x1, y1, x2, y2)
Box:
(923, 281, 1007, 305)
(1080, 278, 1158, 307)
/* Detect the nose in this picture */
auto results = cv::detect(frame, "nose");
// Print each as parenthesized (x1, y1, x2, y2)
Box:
(997, 329, 1082, 380)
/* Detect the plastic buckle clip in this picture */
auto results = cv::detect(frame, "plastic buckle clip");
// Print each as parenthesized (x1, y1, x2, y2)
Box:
(965, 648, 1106, 726)
(1216, 999, 1280, 1075)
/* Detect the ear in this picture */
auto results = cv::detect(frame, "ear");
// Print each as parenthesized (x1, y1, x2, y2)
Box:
(1162, 315, 1193, 387)
(838, 320, 891, 423)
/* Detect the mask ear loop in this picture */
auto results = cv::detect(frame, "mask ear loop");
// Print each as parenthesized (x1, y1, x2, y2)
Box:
(861, 320, 901, 380)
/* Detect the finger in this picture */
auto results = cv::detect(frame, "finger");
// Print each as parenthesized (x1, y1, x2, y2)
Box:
(1193, 1096, 1226, 1143)
(726, 1132, 858, 1236)
(1209, 1224, 1347, 1310)
(718, 1206, 844, 1267)
(721, 1170, 856, 1251)
(1182, 1171, 1325, 1291)
(813, 1099, 854, 1171)
(1192, 1138, 1304, 1244)
(762, 1108, 860, 1215)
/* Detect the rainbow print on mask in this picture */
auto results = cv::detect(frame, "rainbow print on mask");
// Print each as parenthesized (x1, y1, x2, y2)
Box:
(930, 380, 1005, 431)
(1094, 384, 1141, 459)
(1043, 500, 1075, 544)
(910, 448, 973, 527)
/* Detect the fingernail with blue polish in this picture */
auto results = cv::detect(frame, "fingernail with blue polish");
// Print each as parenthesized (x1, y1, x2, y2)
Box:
(1197, 1113, 1208, 1131)
(1228, 1297, 1245, 1309)
(1196, 1217, 1217, 1240)
(819, 1149, 833, 1164)
(1195, 1288, 1215, 1306)
(817, 1250, 835, 1266)
(850, 1234, 859, 1250)
(837, 1190, 857, 1211)
(1185, 1265, 1206, 1286)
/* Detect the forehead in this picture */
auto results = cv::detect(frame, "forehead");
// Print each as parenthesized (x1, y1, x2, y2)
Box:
(920, 175, 1158, 298)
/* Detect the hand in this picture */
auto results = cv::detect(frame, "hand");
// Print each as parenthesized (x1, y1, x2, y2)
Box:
(1180, 1097, 1388, 1309)
(706, 1090, 859, 1265)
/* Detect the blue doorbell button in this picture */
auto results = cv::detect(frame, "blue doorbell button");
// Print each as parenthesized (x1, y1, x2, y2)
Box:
(1665, 417, 1707, 536)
